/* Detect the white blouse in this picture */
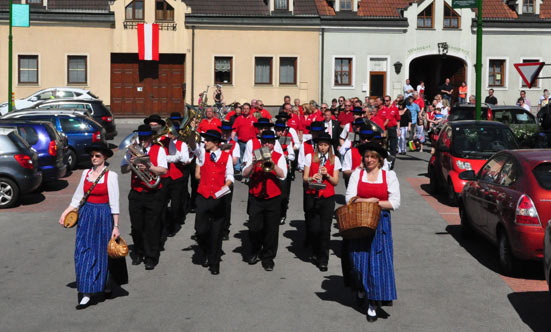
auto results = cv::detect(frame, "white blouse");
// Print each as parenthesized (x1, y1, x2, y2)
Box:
(195, 147, 235, 184)
(70, 168, 120, 214)
(304, 153, 342, 171)
(345, 168, 400, 210)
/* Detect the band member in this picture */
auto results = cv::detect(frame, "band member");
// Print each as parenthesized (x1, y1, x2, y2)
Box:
(194, 130, 234, 275)
(297, 121, 326, 171)
(219, 121, 240, 241)
(121, 124, 168, 271)
(276, 111, 300, 180)
(59, 143, 119, 309)
(242, 117, 284, 165)
(242, 130, 288, 271)
(274, 120, 296, 224)
(338, 111, 365, 157)
(303, 133, 340, 271)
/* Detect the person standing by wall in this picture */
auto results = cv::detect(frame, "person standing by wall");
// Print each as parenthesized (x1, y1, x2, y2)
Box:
(458, 82, 467, 104)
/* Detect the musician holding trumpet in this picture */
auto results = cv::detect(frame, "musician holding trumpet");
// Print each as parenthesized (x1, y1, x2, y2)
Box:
(242, 130, 288, 272)
(121, 124, 168, 271)
(302, 133, 341, 272)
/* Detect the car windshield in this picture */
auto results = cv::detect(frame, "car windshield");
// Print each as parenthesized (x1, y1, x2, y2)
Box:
(448, 108, 489, 121)
(452, 125, 519, 158)
(533, 163, 551, 190)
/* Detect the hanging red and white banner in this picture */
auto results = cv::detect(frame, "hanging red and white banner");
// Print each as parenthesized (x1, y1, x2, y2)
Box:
(138, 23, 159, 61)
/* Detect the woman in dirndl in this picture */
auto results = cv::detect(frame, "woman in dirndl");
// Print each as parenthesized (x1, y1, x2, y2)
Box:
(343, 142, 400, 322)
(59, 142, 120, 310)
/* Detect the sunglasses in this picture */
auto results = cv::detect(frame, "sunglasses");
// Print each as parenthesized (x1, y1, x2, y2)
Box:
(384, 99, 391, 102)
(91, 154, 103, 159)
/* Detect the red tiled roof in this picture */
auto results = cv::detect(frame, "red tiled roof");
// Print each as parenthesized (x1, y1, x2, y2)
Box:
(184, 0, 269, 16)
(294, 0, 320, 15)
(314, 0, 336, 16)
(358, 0, 413, 17)
(474, 0, 518, 19)
(541, 0, 551, 19)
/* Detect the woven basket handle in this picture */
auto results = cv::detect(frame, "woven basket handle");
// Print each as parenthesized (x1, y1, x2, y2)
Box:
(348, 196, 359, 205)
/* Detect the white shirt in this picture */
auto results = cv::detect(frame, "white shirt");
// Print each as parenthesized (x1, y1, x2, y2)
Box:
(120, 144, 168, 169)
(304, 153, 342, 171)
(339, 123, 351, 140)
(243, 139, 284, 164)
(288, 127, 300, 150)
(70, 168, 120, 214)
(195, 147, 234, 184)
(166, 139, 190, 164)
(417, 84, 425, 94)
(244, 149, 288, 180)
(342, 149, 391, 172)
(404, 84, 414, 97)
(345, 168, 400, 210)
(521, 103, 531, 111)
(324, 120, 334, 138)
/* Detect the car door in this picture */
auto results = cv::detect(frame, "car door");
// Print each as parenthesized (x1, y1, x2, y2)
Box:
(475, 154, 508, 238)
(439, 126, 453, 182)
(59, 116, 90, 152)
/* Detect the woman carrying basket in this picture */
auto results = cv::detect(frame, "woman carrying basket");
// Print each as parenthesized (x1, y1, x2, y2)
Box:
(59, 143, 120, 310)
(343, 142, 400, 322)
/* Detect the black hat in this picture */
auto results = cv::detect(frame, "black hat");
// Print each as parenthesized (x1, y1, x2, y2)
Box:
(313, 132, 332, 144)
(135, 124, 153, 137)
(219, 121, 233, 131)
(258, 130, 277, 140)
(358, 125, 378, 140)
(200, 129, 223, 142)
(307, 121, 325, 132)
(144, 114, 166, 126)
(275, 111, 291, 120)
(274, 120, 287, 130)
(357, 142, 388, 159)
(170, 112, 183, 120)
(352, 107, 364, 114)
(366, 120, 385, 135)
(353, 118, 366, 126)
(84, 142, 114, 158)
(253, 118, 274, 127)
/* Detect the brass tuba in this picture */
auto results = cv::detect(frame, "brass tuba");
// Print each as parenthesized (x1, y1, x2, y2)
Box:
(180, 103, 202, 144)
(118, 133, 161, 189)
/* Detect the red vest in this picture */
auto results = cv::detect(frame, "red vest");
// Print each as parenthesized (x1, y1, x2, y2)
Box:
(306, 157, 335, 198)
(168, 140, 186, 180)
(84, 169, 109, 204)
(159, 136, 171, 179)
(351, 147, 362, 170)
(131, 144, 163, 192)
(252, 138, 261, 151)
(357, 170, 388, 201)
(197, 150, 230, 199)
(249, 151, 283, 199)
(304, 141, 314, 157)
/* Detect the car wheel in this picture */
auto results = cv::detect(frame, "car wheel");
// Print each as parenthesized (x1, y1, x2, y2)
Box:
(0, 177, 20, 209)
(498, 229, 517, 276)
(428, 166, 439, 194)
(447, 179, 458, 206)
(459, 202, 474, 239)
(67, 148, 77, 170)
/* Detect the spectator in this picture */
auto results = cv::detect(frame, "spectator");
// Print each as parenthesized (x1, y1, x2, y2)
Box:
(225, 105, 242, 125)
(197, 107, 222, 133)
(404, 79, 414, 98)
(383, 95, 400, 156)
(520, 90, 531, 108)
(213, 84, 224, 109)
(300, 103, 323, 142)
(440, 78, 453, 102)
(281, 103, 300, 131)
(398, 103, 411, 155)
(337, 99, 355, 128)
(518, 98, 530, 111)
(231, 103, 257, 165)
(416, 81, 425, 97)
(330, 98, 338, 114)
(469, 95, 476, 105)
(485, 89, 498, 105)
(337, 96, 345, 112)
(406, 95, 420, 126)
(539, 89, 550, 108)
(294, 98, 303, 115)
(458, 82, 467, 104)
(413, 91, 425, 112)
(441, 99, 450, 119)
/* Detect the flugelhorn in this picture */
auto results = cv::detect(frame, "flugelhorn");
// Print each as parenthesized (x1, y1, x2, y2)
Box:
(253, 147, 274, 173)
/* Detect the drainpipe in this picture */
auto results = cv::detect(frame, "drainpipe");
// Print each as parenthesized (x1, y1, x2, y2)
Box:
(320, 27, 325, 103)
(191, 26, 195, 106)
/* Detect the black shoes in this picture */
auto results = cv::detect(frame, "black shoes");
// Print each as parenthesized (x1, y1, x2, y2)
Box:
(366, 314, 377, 323)
(201, 256, 210, 268)
(318, 263, 328, 272)
(145, 263, 155, 270)
(262, 259, 274, 271)
(248, 253, 260, 265)
(131, 255, 143, 266)
(280, 217, 286, 225)
(210, 263, 220, 275)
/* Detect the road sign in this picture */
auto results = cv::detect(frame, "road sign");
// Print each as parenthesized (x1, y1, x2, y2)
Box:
(514, 62, 545, 89)
(452, 0, 477, 9)
(11, 4, 29, 27)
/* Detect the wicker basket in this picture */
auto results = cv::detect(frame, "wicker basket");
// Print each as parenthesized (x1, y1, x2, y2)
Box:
(107, 237, 129, 259)
(336, 199, 381, 239)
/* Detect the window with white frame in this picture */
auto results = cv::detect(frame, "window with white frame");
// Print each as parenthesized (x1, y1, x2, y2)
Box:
(523, 0, 534, 13)
(340, 0, 352, 11)
(255, 57, 273, 84)
(488, 59, 506, 87)
(280, 57, 297, 84)
(18, 55, 38, 84)
(214, 57, 232, 84)
(443, 3, 460, 29)
(417, 2, 433, 28)
(275, 0, 288, 10)
(334, 58, 352, 86)
(68, 56, 87, 84)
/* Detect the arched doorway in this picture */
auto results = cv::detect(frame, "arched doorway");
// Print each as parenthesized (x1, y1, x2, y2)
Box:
(409, 55, 466, 103)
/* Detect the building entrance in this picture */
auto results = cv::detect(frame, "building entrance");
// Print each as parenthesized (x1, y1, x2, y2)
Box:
(409, 55, 466, 103)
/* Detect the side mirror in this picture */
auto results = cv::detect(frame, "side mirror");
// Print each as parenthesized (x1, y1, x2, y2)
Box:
(459, 170, 476, 181)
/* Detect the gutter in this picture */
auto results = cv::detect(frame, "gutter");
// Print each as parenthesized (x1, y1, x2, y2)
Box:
(320, 27, 324, 104)
(191, 26, 195, 107)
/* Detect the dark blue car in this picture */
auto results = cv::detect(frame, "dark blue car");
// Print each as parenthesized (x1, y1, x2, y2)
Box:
(0, 120, 66, 182)
(3, 113, 106, 169)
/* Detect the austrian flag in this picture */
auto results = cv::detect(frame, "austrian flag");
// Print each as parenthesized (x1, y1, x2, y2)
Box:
(138, 23, 159, 61)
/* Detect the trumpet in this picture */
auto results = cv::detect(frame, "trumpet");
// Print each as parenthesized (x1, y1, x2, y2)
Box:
(253, 147, 274, 172)
(119, 133, 161, 189)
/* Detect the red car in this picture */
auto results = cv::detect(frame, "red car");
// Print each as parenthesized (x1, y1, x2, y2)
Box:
(460, 150, 551, 275)
(428, 121, 519, 205)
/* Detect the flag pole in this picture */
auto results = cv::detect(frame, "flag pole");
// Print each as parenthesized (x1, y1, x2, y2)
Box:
(475, 0, 483, 120)
(8, 0, 13, 113)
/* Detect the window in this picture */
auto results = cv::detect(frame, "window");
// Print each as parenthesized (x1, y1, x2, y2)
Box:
(275, 0, 288, 10)
(27, 0, 43, 6)
(479, 154, 508, 183)
(17, 127, 39, 146)
(417, 3, 433, 28)
(521, 59, 540, 88)
(255, 57, 273, 84)
(280, 57, 297, 84)
(67, 56, 87, 84)
(497, 159, 517, 186)
(155, 0, 174, 21)
(214, 57, 232, 84)
(444, 3, 460, 29)
(59, 117, 90, 133)
(340, 0, 352, 10)
(125, 0, 144, 20)
(523, 0, 534, 13)
(488, 59, 505, 87)
(334, 58, 352, 86)
(18, 55, 38, 84)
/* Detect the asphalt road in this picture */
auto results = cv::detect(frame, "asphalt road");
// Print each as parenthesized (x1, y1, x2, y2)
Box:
(0, 124, 548, 332)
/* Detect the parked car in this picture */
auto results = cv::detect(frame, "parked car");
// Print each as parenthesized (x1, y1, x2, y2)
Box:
(0, 87, 97, 115)
(0, 119, 66, 182)
(428, 120, 519, 205)
(0, 128, 42, 208)
(35, 99, 117, 139)
(544, 213, 551, 294)
(449, 104, 536, 125)
(0, 111, 106, 169)
(459, 150, 551, 275)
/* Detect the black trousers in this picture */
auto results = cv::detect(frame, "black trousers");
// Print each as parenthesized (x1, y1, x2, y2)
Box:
(195, 195, 226, 264)
(290, 156, 298, 179)
(304, 195, 335, 265)
(128, 189, 163, 264)
(248, 195, 281, 261)
(159, 177, 171, 243)
(189, 159, 199, 210)
(280, 172, 292, 219)
(387, 126, 398, 156)
(223, 183, 234, 236)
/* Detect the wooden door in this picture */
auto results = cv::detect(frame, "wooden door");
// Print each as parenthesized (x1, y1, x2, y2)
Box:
(369, 72, 386, 98)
